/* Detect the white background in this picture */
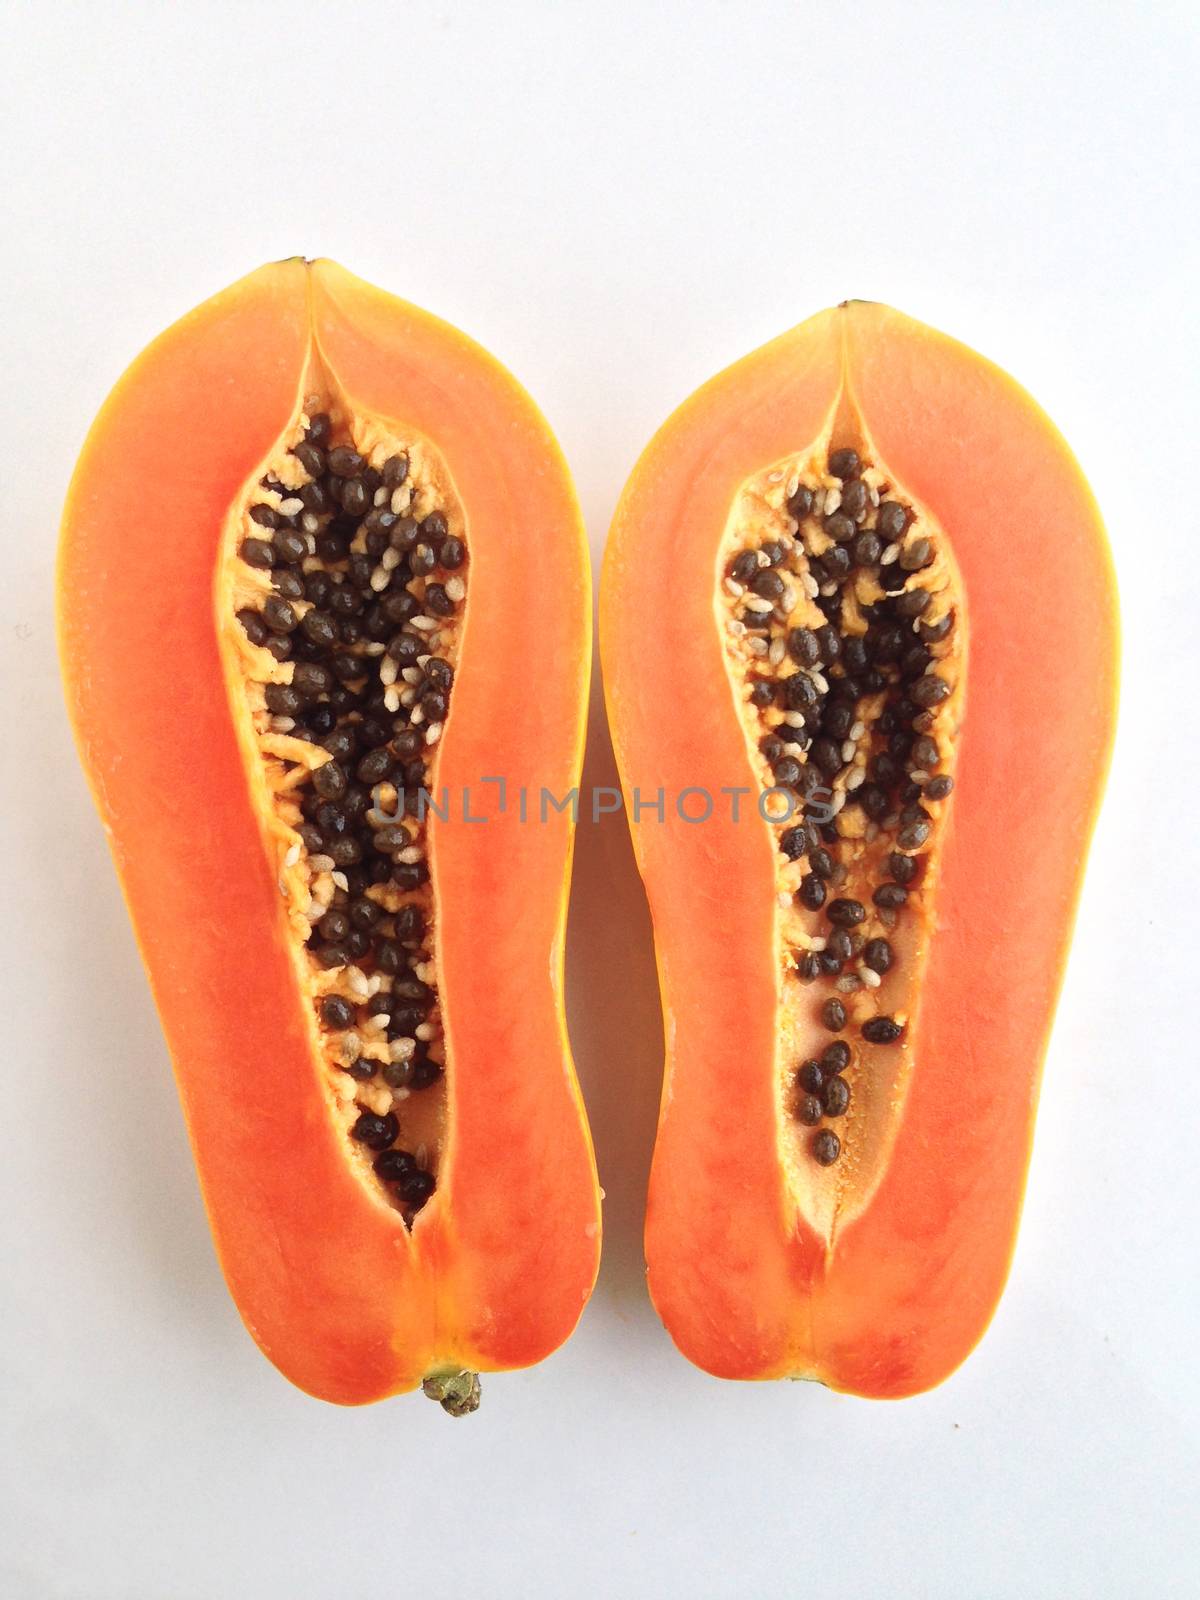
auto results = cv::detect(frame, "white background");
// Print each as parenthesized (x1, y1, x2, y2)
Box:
(2, 3, 1197, 1596)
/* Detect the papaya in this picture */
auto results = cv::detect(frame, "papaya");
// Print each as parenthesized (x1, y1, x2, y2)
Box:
(600, 303, 1118, 1397)
(58, 260, 600, 1409)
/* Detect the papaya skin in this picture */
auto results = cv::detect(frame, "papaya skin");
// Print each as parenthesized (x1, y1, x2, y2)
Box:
(58, 261, 601, 1405)
(600, 303, 1118, 1397)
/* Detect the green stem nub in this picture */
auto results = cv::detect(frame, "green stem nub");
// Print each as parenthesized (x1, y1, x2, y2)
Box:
(421, 1370, 482, 1417)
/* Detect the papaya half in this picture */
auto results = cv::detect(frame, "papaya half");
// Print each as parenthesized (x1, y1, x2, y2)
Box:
(58, 261, 601, 1410)
(600, 303, 1118, 1397)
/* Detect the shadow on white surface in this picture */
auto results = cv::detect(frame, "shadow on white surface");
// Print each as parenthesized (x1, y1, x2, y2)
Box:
(565, 663, 665, 1329)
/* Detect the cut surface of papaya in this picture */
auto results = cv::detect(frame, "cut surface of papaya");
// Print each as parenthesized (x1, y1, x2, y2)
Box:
(59, 260, 600, 1408)
(600, 303, 1118, 1397)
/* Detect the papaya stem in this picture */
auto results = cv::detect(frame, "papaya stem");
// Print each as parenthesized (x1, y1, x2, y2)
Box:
(421, 1370, 481, 1417)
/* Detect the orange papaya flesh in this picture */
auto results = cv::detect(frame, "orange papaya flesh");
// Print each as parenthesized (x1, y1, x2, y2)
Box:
(58, 261, 601, 1408)
(601, 302, 1118, 1397)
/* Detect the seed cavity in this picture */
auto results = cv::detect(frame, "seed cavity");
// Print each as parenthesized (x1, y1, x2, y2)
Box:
(721, 443, 961, 1171)
(225, 400, 468, 1222)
